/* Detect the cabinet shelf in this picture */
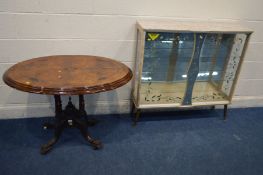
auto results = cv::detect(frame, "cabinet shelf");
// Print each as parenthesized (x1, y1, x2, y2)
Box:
(138, 81, 229, 109)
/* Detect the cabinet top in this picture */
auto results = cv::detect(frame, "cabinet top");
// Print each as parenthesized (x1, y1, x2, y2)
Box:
(137, 20, 253, 33)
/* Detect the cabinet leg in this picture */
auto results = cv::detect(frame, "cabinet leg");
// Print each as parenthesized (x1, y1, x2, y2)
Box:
(133, 109, 141, 126)
(224, 104, 228, 121)
(130, 101, 135, 114)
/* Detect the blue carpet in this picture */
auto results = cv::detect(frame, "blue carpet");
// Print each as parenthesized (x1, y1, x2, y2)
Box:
(0, 108, 263, 175)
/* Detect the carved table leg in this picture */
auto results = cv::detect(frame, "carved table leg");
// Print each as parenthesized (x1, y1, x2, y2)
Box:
(40, 95, 64, 155)
(75, 117, 102, 149)
(41, 95, 102, 154)
(78, 95, 102, 149)
(40, 119, 66, 154)
(42, 95, 62, 129)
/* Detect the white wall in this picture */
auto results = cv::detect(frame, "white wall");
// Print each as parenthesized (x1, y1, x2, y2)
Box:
(0, 0, 263, 118)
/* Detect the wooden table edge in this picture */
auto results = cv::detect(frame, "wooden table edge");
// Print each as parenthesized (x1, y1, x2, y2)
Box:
(3, 69, 133, 95)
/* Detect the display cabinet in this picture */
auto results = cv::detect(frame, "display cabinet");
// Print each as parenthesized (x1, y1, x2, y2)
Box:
(132, 20, 252, 124)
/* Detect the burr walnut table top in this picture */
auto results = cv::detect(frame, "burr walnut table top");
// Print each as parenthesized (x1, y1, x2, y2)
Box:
(3, 55, 133, 95)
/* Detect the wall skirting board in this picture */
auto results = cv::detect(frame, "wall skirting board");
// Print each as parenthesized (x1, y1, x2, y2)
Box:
(0, 96, 262, 119)
(0, 100, 131, 119)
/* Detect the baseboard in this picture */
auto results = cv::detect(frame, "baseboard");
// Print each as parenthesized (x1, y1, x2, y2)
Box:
(0, 104, 53, 119)
(0, 100, 131, 119)
(231, 96, 263, 108)
(0, 96, 262, 119)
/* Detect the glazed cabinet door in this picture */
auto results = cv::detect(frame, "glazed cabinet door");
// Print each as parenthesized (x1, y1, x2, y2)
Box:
(136, 31, 249, 108)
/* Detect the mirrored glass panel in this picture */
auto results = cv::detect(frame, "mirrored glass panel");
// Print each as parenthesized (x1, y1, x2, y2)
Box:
(138, 31, 247, 106)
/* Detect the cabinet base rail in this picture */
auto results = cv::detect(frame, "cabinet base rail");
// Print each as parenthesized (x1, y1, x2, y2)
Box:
(132, 104, 228, 126)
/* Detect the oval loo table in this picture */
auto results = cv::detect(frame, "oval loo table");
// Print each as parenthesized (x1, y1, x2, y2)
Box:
(3, 55, 133, 155)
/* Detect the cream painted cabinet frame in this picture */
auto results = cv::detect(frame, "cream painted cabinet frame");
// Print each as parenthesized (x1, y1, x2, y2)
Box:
(132, 20, 252, 125)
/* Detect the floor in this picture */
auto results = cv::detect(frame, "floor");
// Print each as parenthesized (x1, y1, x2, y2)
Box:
(0, 107, 263, 175)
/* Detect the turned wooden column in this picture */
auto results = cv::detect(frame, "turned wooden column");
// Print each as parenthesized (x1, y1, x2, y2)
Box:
(54, 95, 62, 117)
